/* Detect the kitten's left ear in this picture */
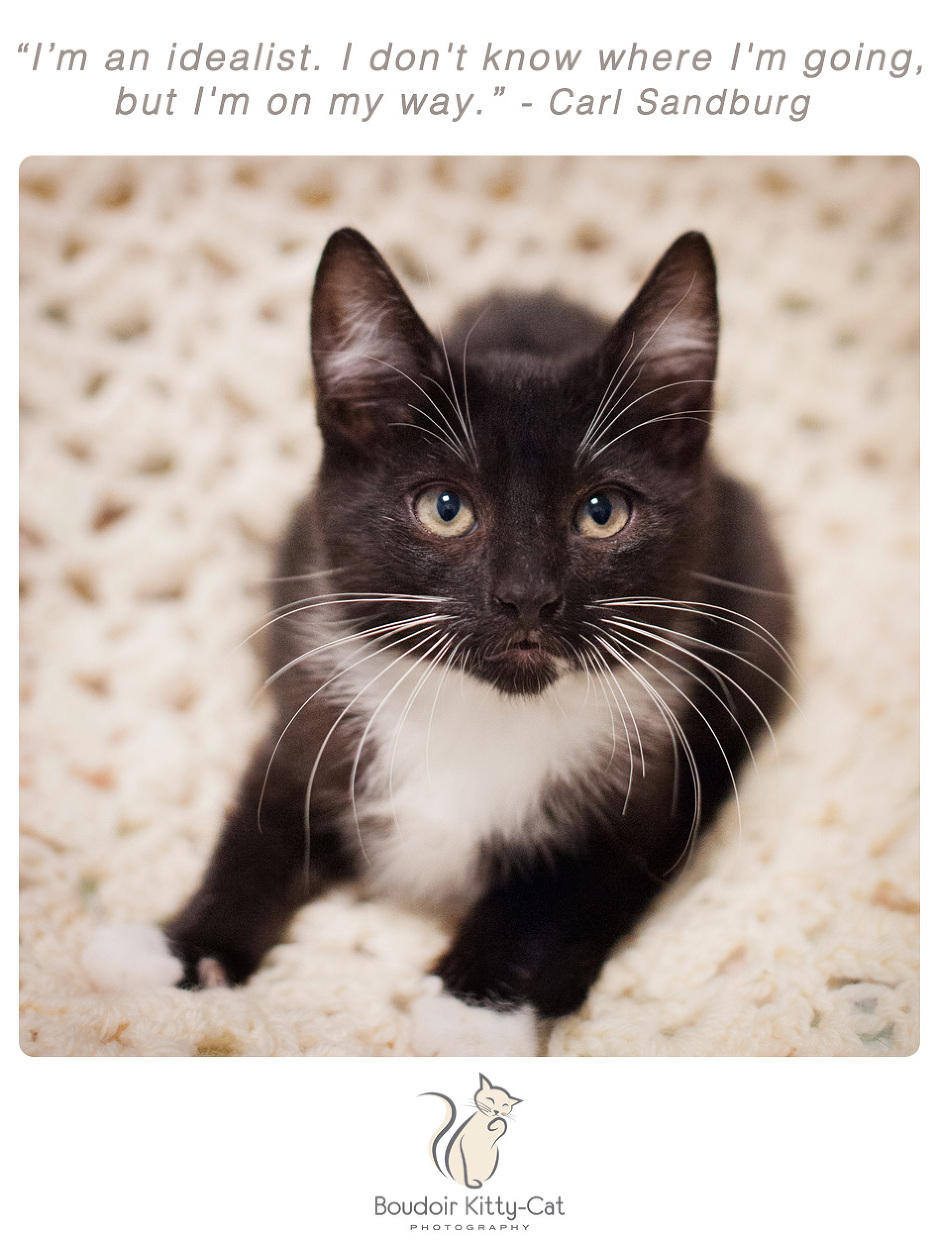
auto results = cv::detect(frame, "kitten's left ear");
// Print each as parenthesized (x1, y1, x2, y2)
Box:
(600, 232, 718, 465)
(310, 228, 445, 454)
(478, 1074, 493, 1091)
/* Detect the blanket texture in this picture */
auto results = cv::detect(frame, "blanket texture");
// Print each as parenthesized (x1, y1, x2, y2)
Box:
(19, 155, 918, 1056)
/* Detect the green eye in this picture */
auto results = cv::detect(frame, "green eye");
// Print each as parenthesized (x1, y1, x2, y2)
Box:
(414, 486, 477, 537)
(575, 489, 631, 539)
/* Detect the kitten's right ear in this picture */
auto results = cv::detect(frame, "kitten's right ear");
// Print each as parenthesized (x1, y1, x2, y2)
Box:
(310, 228, 444, 454)
(598, 232, 718, 467)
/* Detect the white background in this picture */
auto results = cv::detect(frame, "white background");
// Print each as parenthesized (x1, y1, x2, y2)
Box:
(9, 2, 932, 1239)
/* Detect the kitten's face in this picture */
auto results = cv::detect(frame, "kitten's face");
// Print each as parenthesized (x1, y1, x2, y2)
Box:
(309, 229, 718, 697)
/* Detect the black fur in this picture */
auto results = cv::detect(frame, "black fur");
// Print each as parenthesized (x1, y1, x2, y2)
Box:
(166, 228, 792, 1024)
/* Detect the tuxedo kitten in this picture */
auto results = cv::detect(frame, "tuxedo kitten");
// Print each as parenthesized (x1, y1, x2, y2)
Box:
(86, 227, 793, 1055)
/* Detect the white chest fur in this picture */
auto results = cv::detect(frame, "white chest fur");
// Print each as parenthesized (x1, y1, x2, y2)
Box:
(332, 653, 664, 909)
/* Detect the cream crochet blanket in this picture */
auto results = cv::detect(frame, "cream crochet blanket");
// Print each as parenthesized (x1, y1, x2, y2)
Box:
(19, 155, 918, 1056)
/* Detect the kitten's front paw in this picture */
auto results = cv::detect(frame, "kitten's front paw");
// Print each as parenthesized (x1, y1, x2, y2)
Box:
(194, 957, 228, 989)
(83, 925, 232, 992)
(410, 976, 538, 1057)
(82, 924, 185, 992)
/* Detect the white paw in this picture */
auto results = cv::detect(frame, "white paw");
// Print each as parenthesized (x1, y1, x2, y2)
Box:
(196, 957, 228, 988)
(410, 977, 538, 1056)
(82, 924, 184, 992)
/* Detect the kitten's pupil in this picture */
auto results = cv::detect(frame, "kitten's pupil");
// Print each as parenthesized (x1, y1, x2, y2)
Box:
(437, 491, 461, 523)
(587, 494, 613, 526)
(414, 485, 475, 536)
(576, 488, 630, 538)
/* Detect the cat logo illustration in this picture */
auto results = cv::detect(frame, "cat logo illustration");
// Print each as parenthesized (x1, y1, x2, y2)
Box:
(421, 1073, 522, 1187)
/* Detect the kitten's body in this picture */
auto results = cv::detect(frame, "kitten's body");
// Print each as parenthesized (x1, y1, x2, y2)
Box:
(87, 228, 792, 1054)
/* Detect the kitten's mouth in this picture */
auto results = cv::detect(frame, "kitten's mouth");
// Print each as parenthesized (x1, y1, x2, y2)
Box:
(507, 636, 542, 652)
(477, 633, 564, 696)
(503, 629, 555, 660)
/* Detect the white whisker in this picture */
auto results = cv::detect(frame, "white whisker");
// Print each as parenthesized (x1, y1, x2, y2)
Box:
(594, 596, 800, 685)
(261, 566, 347, 585)
(361, 353, 473, 465)
(258, 613, 455, 697)
(592, 619, 764, 768)
(577, 333, 639, 459)
(580, 637, 640, 809)
(691, 570, 794, 599)
(302, 628, 449, 870)
(578, 274, 707, 463)
(587, 408, 714, 463)
(424, 638, 468, 783)
(349, 632, 454, 853)
(240, 591, 449, 648)
(587, 629, 702, 845)
(256, 622, 442, 836)
(604, 615, 792, 740)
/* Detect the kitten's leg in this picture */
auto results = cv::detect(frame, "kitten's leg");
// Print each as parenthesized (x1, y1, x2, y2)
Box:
(164, 737, 357, 987)
(411, 841, 664, 1054)
(85, 735, 356, 992)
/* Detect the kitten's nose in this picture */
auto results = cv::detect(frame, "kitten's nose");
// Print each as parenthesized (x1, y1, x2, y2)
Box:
(491, 584, 564, 628)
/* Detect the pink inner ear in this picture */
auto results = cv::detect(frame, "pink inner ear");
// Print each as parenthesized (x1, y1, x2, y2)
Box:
(309, 231, 450, 455)
(603, 231, 718, 378)
(311, 228, 441, 399)
(314, 296, 405, 396)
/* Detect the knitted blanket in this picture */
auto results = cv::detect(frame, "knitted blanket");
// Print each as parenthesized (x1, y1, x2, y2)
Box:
(19, 155, 918, 1056)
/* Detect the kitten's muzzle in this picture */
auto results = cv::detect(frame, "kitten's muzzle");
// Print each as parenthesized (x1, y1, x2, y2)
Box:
(490, 589, 564, 629)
